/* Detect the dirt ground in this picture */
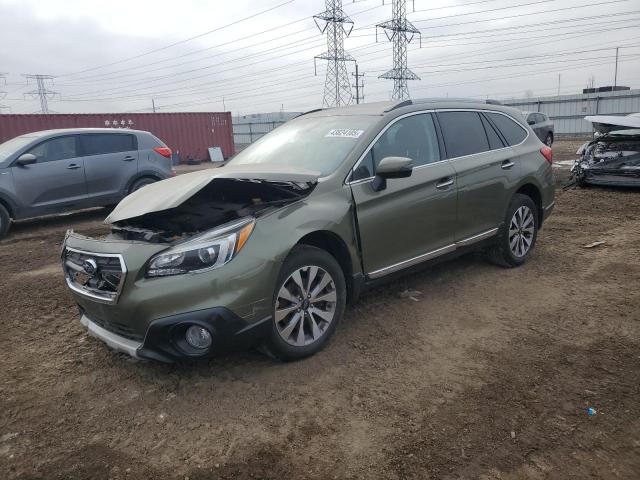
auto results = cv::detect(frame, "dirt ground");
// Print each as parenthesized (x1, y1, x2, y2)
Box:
(1, 140, 639, 479)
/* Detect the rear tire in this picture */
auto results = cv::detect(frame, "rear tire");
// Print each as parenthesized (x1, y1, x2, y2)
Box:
(264, 245, 346, 361)
(488, 194, 538, 268)
(128, 177, 157, 194)
(545, 133, 553, 146)
(0, 203, 11, 239)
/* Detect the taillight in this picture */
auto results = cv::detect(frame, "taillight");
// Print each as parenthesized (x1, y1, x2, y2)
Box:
(154, 147, 172, 158)
(540, 145, 553, 164)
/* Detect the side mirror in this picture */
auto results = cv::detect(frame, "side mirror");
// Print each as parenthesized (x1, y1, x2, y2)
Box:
(527, 119, 536, 125)
(371, 156, 413, 192)
(16, 153, 37, 166)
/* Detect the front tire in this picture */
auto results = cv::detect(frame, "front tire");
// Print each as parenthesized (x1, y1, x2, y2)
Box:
(264, 245, 346, 361)
(488, 194, 538, 268)
(0, 203, 11, 239)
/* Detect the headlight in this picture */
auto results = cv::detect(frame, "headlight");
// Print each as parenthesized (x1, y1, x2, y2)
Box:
(147, 217, 255, 277)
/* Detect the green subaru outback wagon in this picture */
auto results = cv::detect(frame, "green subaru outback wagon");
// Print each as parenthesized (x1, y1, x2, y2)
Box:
(62, 100, 555, 362)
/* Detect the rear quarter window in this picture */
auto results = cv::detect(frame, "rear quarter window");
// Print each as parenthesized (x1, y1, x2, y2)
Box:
(437, 111, 490, 158)
(80, 134, 137, 156)
(486, 113, 528, 146)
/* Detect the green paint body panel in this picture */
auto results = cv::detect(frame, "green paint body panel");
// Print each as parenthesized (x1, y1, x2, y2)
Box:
(63, 100, 555, 352)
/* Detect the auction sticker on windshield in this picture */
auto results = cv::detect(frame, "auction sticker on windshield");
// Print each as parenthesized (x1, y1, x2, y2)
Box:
(325, 129, 364, 139)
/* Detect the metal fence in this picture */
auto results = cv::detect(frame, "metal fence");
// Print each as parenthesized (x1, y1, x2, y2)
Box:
(502, 89, 640, 136)
(233, 120, 287, 150)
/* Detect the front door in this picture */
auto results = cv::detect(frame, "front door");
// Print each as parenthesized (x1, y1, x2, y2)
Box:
(12, 135, 87, 217)
(80, 133, 139, 205)
(349, 113, 458, 278)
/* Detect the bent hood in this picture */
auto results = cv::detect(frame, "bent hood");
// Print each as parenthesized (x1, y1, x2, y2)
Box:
(105, 164, 320, 224)
(585, 113, 640, 133)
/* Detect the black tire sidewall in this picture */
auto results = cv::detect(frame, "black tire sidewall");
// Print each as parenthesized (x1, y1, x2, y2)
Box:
(267, 245, 346, 361)
(545, 133, 553, 146)
(0, 204, 10, 239)
(498, 194, 539, 267)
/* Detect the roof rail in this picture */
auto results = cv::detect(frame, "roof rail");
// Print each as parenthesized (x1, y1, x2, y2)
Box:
(384, 100, 413, 112)
(295, 107, 324, 118)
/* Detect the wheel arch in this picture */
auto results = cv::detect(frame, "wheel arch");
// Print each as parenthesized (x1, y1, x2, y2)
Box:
(514, 182, 543, 225)
(296, 230, 359, 303)
(126, 172, 163, 194)
(0, 193, 17, 219)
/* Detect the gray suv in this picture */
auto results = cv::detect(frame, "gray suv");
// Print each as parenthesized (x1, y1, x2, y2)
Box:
(524, 112, 554, 146)
(0, 128, 174, 238)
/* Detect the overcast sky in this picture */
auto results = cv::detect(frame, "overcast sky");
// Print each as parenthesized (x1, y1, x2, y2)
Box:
(1, 0, 639, 115)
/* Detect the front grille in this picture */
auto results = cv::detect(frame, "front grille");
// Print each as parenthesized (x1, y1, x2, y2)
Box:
(63, 248, 127, 304)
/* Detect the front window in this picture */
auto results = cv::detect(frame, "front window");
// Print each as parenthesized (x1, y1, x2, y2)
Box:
(26, 136, 77, 163)
(228, 116, 376, 176)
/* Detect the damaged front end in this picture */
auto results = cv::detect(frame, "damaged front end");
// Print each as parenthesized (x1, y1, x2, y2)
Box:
(571, 114, 640, 188)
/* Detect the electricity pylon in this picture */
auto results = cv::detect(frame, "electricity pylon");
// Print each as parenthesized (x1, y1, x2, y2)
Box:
(314, 0, 356, 107)
(376, 0, 421, 100)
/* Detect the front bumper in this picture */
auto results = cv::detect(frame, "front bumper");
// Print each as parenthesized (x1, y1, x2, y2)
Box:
(79, 307, 272, 362)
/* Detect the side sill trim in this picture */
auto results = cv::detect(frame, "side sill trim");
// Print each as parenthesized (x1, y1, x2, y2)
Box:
(367, 227, 499, 280)
(544, 201, 555, 211)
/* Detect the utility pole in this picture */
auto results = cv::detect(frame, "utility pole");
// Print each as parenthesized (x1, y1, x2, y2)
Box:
(376, 0, 421, 100)
(23, 74, 58, 114)
(352, 64, 365, 104)
(614, 47, 619, 87)
(152, 98, 156, 113)
(314, 0, 356, 107)
(557, 73, 561, 96)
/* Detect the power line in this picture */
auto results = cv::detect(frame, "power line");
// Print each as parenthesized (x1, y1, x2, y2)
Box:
(60, 0, 298, 78)
(23, 74, 58, 114)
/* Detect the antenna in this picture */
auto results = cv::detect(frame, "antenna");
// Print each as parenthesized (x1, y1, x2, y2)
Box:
(376, 0, 421, 100)
(23, 74, 58, 114)
(314, 0, 356, 107)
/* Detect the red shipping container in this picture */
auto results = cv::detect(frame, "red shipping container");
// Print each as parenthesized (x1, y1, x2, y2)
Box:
(0, 112, 235, 161)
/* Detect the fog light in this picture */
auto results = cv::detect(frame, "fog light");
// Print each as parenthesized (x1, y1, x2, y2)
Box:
(185, 326, 212, 349)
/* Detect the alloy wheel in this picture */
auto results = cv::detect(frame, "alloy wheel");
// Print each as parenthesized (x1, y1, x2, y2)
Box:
(275, 266, 337, 347)
(509, 206, 535, 258)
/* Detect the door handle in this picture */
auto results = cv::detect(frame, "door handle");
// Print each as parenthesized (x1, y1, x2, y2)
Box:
(67, 164, 81, 170)
(435, 178, 454, 190)
(123, 156, 135, 161)
(501, 160, 515, 169)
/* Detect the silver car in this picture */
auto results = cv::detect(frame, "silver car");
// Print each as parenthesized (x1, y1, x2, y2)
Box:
(524, 112, 554, 146)
(0, 128, 175, 238)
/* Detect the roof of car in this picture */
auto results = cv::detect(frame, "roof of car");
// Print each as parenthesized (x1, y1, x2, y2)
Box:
(18, 128, 146, 138)
(299, 98, 520, 118)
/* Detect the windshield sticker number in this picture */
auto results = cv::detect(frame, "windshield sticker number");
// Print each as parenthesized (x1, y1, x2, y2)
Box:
(325, 129, 364, 139)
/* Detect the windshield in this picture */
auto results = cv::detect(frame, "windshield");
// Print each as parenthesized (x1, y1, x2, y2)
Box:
(0, 135, 38, 163)
(228, 115, 377, 176)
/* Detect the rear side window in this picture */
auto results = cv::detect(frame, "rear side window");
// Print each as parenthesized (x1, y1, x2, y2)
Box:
(437, 111, 489, 158)
(486, 113, 528, 146)
(26, 136, 77, 163)
(480, 114, 505, 150)
(80, 134, 136, 156)
(352, 113, 441, 181)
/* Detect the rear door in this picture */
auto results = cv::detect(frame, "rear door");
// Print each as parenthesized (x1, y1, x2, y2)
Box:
(436, 110, 520, 242)
(80, 133, 138, 205)
(349, 112, 458, 278)
(11, 135, 87, 216)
